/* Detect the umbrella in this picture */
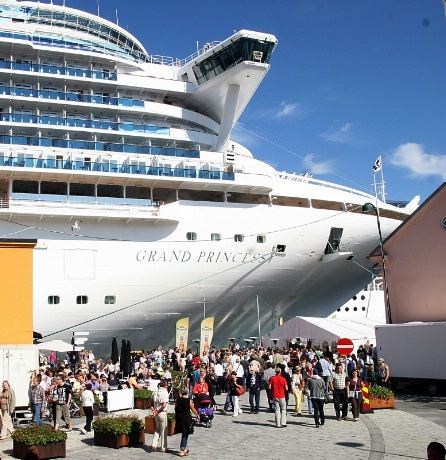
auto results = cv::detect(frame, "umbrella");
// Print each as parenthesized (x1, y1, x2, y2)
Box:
(36, 340, 73, 353)
(111, 337, 119, 364)
(120, 338, 127, 376)
(125, 339, 132, 375)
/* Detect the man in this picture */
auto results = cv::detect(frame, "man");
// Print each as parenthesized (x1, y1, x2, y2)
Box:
(331, 362, 348, 421)
(268, 365, 288, 428)
(54, 374, 72, 432)
(150, 380, 169, 453)
(263, 362, 275, 412)
(377, 358, 390, 387)
(246, 368, 262, 414)
(307, 368, 326, 428)
(319, 355, 332, 388)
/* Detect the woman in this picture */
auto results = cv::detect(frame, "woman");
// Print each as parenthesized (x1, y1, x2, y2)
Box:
(347, 369, 363, 421)
(229, 371, 244, 417)
(291, 366, 303, 415)
(150, 380, 169, 453)
(0, 380, 16, 439)
(175, 388, 198, 457)
(31, 374, 46, 425)
(192, 376, 209, 396)
(80, 383, 95, 434)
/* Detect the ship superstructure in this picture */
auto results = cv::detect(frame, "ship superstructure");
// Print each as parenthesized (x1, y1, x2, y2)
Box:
(0, 1, 414, 351)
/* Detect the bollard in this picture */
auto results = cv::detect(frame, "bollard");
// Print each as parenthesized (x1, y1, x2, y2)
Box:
(361, 382, 374, 414)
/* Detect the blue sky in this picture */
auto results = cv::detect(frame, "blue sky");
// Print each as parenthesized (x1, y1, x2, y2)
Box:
(64, 0, 446, 202)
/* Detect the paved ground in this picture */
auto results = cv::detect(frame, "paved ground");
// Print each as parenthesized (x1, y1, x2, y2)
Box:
(1, 393, 445, 459)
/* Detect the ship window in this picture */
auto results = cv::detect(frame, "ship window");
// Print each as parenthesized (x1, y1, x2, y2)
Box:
(234, 234, 244, 242)
(186, 232, 197, 241)
(211, 233, 221, 241)
(362, 307, 366, 311)
(41, 181, 67, 196)
(97, 184, 123, 197)
(353, 296, 357, 300)
(276, 244, 286, 253)
(12, 180, 38, 193)
(76, 295, 88, 304)
(361, 295, 365, 300)
(226, 192, 269, 204)
(69, 183, 95, 197)
(104, 295, 116, 304)
(345, 307, 350, 312)
(271, 196, 310, 207)
(354, 307, 358, 312)
(48, 295, 60, 305)
(312, 199, 345, 211)
(257, 235, 266, 243)
(126, 186, 151, 199)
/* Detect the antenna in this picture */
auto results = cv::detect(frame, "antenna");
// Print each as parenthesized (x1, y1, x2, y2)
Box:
(96, 0, 100, 16)
(115, 8, 119, 26)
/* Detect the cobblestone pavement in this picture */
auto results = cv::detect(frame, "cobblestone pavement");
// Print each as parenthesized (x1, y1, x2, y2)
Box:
(1, 393, 445, 459)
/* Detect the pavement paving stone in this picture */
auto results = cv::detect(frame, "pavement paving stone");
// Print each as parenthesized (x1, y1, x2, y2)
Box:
(0, 393, 444, 459)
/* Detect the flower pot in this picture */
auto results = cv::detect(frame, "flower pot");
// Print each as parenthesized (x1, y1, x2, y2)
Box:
(134, 397, 152, 409)
(145, 415, 156, 434)
(369, 395, 395, 410)
(94, 428, 144, 449)
(167, 418, 176, 436)
(13, 440, 66, 459)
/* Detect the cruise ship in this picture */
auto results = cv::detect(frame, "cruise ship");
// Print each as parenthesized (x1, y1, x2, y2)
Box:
(0, 1, 417, 352)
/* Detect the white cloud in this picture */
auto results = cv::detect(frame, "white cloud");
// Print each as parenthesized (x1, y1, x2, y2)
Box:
(275, 101, 299, 118)
(320, 122, 353, 143)
(389, 143, 446, 179)
(302, 154, 334, 175)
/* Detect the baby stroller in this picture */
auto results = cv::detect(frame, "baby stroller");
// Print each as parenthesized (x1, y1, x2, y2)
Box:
(194, 393, 214, 428)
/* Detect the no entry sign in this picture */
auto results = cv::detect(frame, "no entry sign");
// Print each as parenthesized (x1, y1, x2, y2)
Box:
(337, 337, 354, 355)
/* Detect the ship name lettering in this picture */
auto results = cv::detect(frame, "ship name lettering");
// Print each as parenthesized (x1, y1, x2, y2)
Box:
(136, 250, 265, 263)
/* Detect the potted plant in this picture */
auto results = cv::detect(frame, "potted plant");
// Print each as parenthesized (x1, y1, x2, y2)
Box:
(12, 425, 67, 459)
(134, 388, 153, 409)
(369, 385, 395, 409)
(167, 412, 176, 436)
(93, 415, 145, 449)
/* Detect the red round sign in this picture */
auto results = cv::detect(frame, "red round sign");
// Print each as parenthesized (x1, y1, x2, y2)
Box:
(337, 338, 354, 355)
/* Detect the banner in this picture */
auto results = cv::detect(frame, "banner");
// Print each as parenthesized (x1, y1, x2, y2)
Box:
(175, 317, 189, 354)
(200, 317, 214, 356)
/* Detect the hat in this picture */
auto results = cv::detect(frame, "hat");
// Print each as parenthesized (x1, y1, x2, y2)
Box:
(312, 368, 319, 376)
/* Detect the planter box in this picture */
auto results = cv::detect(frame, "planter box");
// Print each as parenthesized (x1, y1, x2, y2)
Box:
(134, 398, 152, 410)
(13, 440, 66, 459)
(370, 395, 395, 410)
(94, 428, 145, 449)
(167, 419, 176, 436)
(145, 415, 155, 434)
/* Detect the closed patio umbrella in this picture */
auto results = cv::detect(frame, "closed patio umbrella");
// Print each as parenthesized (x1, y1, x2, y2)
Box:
(111, 336, 119, 364)
(125, 339, 132, 375)
(120, 338, 127, 376)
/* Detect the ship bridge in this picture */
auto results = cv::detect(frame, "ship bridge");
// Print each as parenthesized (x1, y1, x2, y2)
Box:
(0, 0, 149, 62)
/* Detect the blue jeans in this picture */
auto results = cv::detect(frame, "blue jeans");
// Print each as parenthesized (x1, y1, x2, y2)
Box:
(33, 403, 43, 425)
(249, 389, 260, 412)
(180, 433, 188, 449)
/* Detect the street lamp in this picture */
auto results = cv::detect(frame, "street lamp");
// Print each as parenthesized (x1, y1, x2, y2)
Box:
(362, 202, 392, 324)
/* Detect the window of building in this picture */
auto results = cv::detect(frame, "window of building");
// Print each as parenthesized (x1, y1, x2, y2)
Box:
(186, 232, 197, 241)
(76, 295, 88, 304)
(211, 233, 221, 241)
(105, 295, 116, 304)
(257, 235, 266, 243)
(276, 244, 286, 253)
(48, 295, 60, 305)
(234, 234, 244, 242)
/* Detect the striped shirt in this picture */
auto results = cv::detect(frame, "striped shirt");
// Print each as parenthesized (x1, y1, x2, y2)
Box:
(331, 372, 347, 390)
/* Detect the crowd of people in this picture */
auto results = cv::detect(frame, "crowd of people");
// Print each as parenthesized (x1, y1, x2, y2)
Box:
(0, 341, 442, 459)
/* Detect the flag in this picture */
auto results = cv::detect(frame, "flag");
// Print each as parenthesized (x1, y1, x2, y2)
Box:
(372, 156, 382, 173)
(200, 317, 214, 356)
(175, 317, 189, 354)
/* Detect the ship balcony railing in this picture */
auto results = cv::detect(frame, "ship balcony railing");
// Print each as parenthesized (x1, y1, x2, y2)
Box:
(0, 85, 144, 108)
(0, 137, 199, 159)
(0, 156, 235, 181)
(0, 59, 117, 81)
(0, 113, 170, 135)
(10, 192, 155, 207)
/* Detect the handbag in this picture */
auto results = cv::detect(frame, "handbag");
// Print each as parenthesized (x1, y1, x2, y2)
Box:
(188, 418, 195, 434)
(235, 385, 246, 396)
(324, 392, 331, 404)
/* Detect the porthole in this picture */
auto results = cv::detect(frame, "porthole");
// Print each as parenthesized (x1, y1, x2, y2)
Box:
(234, 234, 244, 242)
(354, 307, 358, 311)
(337, 308, 341, 312)
(76, 295, 88, 305)
(186, 232, 197, 241)
(353, 296, 357, 300)
(362, 307, 366, 311)
(345, 307, 350, 312)
(105, 295, 116, 304)
(361, 295, 365, 300)
(211, 233, 221, 241)
(257, 235, 266, 244)
(48, 295, 60, 305)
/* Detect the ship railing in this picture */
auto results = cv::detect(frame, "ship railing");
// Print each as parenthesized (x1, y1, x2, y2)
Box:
(0, 197, 8, 208)
(0, 85, 144, 108)
(0, 59, 117, 81)
(0, 156, 235, 181)
(147, 41, 221, 67)
(278, 172, 375, 200)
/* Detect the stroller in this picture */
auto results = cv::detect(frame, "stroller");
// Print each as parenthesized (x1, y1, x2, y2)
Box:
(194, 392, 214, 428)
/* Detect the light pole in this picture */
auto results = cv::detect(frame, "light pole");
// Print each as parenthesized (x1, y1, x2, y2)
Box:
(362, 202, 392, 324)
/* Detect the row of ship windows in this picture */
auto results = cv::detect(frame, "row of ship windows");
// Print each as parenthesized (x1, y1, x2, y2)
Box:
(336, 306, 367, 312)
(48, 295, 115, 305)
(186, 233, 267, 243)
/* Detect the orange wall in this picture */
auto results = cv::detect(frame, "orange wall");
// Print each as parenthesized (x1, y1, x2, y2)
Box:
(0, 244, 34, 344)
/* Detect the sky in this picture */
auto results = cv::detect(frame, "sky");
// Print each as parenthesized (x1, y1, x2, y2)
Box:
(61, 0, 446, 202)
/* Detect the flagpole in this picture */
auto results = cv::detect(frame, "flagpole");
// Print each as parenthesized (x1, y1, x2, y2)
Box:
(256, 295, 262, 346)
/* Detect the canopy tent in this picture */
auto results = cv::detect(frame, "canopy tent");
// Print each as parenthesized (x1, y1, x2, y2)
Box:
(36, 340, 73, 353)
(264, 316, 380, 353)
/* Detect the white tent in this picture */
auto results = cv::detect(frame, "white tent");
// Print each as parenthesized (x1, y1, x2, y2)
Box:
(264, 316, 379, 352)
(36, 340, 73, 353)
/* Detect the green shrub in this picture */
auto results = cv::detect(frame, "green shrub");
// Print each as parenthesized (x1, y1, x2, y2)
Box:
(12, 425, 67, 447)
(134, 388, 153, 400)
(369, 385, 394, 400)
(92, 415, 143, 435)
(167, 412, 176, 422)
